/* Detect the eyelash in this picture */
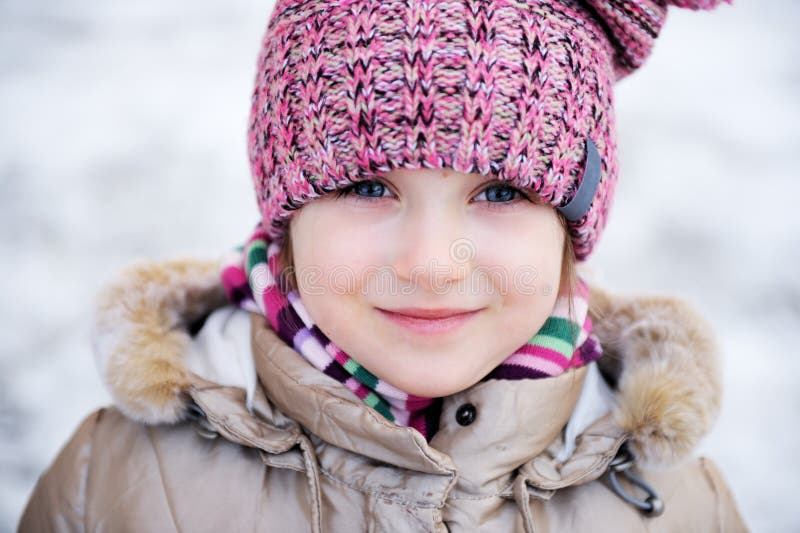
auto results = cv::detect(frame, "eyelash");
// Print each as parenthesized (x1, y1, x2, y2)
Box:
(335, 181, 390, 203)
(335, 180, 532, 208)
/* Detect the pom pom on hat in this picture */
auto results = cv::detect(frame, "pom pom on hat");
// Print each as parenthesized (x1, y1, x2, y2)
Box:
(581, 0, 732, 80)
(667, 0, 732, 9)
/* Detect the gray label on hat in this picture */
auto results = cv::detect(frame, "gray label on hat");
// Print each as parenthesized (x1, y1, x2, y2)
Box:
(557, 137, 601, 222)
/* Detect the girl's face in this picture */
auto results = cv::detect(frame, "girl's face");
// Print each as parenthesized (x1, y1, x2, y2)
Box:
(288, 168, 565, 397)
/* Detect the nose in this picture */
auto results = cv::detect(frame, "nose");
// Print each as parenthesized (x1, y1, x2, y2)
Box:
(392, 210, 475, 294)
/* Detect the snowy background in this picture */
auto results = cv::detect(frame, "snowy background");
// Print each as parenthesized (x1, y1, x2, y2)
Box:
(1, 0, 798, 531)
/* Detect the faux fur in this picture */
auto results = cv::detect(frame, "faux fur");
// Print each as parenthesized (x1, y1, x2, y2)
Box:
(588, 285, 722, 469)
(91, 257, 722, 469)
(92, 256, 228, 424)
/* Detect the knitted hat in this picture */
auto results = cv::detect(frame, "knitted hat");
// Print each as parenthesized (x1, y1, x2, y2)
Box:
(247, 0, 729, 260)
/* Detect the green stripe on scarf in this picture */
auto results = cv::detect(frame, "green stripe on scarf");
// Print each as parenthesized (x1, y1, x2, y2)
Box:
(246, 240, 267, 274)
(344, 359, 380, 389)
(537, 316, 580, 344)
(365, 392, 395, 421)
(529, 334, 575, 359)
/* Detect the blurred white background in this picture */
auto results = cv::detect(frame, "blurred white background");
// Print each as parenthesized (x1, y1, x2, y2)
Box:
(1, 1, 798, 531)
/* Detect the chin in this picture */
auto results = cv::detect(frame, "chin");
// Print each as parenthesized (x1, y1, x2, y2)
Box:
(357, 346, 489, 397)
(384, 371, 476, 398)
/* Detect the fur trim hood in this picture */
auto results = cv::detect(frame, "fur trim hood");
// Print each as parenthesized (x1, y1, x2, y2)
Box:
(91, 256, 722, 470)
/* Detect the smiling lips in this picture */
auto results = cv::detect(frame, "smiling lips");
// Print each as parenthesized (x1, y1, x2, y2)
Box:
(376, 307, 483, 335)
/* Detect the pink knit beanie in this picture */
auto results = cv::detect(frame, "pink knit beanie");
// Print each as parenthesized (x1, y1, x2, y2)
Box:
(247, 0, 730, 260)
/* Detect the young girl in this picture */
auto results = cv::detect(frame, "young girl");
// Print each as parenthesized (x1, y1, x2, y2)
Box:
(19, 0, 747, 531)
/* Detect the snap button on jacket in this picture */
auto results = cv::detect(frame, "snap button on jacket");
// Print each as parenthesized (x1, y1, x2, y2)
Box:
(454, 404, 476, 426)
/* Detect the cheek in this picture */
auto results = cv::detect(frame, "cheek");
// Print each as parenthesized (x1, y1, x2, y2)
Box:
(291, 204, 383, 295)
(470, 213, 564, 297)
(473, 221, 563, 362)
(291, 232, 367, 341)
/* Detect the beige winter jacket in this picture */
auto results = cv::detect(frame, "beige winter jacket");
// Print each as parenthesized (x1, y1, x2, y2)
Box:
(18, 258, 748, 532)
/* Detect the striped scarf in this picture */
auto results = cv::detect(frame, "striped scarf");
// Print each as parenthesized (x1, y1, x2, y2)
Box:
(221, 223, 602, 441)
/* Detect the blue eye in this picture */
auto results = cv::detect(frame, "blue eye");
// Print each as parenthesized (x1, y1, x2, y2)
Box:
(336, 180, 389, 199)
(474, 184, 526, 203)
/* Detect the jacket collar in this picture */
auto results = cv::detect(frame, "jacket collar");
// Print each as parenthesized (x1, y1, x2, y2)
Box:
(250, 311, 598, 493)
(250, 311, 455, 475)
(92, 256, 722, 485)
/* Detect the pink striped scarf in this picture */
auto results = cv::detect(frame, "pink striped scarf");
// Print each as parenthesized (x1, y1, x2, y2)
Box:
(221, 223, 602, 441)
